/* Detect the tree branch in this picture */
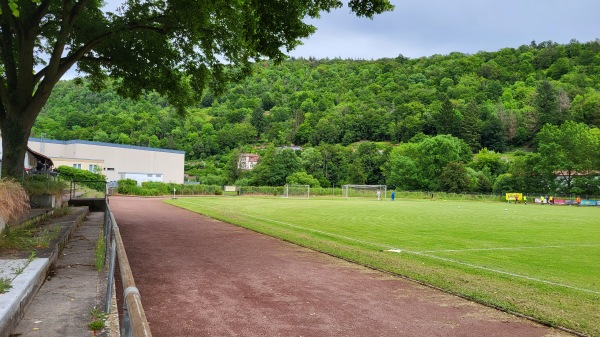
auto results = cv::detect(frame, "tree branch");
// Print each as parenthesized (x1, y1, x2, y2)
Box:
(31, 0, 51, 26)
(0, 2, 19, 90)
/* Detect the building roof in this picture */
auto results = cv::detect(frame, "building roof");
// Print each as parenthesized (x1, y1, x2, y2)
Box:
(28, 138, 186, 155)
(27, 147, 54, 167)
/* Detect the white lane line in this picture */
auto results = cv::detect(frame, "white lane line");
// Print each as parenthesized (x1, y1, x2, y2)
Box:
(419, 244, 600, 253)
(401, 250, 600, 295)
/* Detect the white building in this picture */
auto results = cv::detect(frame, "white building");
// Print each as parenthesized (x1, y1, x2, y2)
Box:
(238, 153, 259, 170)
(1, 135, 185, 185)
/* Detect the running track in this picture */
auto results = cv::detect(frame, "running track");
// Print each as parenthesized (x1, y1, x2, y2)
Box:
(110, 196, 571, 337)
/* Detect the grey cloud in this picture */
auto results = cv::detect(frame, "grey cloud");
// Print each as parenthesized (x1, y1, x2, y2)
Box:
(290, 0, 600, 59)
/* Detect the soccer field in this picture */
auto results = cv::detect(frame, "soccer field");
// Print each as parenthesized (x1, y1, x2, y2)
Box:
(167, 196, 600, 336)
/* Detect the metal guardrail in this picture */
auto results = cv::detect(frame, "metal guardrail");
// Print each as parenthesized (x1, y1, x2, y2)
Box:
(105, 204, 153, 337)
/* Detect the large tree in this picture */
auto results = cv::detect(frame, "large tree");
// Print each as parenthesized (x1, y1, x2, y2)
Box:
(0, 0, 393, 179)
(385, 134, 472, 191)
(535, 121, 600, 193)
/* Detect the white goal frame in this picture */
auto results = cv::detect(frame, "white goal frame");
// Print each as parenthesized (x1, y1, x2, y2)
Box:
(342, 184, 387, 200)
(282, 184, 310, 199)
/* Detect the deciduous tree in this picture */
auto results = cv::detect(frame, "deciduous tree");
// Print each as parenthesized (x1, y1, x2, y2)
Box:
(0, 0, 392, 179)
(535, 121, 600, 193)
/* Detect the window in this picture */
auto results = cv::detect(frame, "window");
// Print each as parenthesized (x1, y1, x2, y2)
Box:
(89, 164, 98, 172)
(107, 168, 114, 171)
(73, 163, 81, 169)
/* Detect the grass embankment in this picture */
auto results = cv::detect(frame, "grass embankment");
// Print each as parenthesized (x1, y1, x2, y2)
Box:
(167, 196, 600, 336)
(0, 207, 71, 255)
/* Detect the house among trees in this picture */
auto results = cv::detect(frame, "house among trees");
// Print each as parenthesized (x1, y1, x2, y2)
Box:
(238, 153, 260, 170)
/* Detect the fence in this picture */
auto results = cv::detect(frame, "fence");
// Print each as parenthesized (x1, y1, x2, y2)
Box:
(112, 180, 600, 203)
(104, 204, 153, 337)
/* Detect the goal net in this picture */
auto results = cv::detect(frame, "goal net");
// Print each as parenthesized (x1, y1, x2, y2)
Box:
(282, 184, 310, 199)
(342, 184, 387, 200)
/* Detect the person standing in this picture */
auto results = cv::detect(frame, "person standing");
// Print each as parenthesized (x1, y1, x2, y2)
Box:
(391, 191, 395, 201)
(523, 195, 527, 205)
(377, 189, 381, 201)
(576, 196, 581, 206)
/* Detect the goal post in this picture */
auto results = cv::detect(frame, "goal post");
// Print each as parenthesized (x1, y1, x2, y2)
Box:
(342, 184, 387, 200)
(282, 184, 310, 199)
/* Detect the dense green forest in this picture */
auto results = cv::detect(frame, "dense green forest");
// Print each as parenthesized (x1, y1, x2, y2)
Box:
(33, 39, 600, 196)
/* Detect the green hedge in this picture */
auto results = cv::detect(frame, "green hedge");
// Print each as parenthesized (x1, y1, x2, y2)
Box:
(23, 174, 68, 197)
(116, 180, 223, 196)
(56, 166, 106, 191)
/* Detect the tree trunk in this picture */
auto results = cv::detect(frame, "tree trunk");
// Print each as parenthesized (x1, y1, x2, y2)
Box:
(0, 115, 31, 181)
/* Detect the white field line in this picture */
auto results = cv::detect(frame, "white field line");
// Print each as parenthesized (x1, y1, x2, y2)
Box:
(419, 244, 600, 253)
(174, 200, 600, 296)
(407, 251, 600, 295)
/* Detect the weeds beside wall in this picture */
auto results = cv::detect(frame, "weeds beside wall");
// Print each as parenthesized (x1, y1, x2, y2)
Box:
(0, 179, 30, 231)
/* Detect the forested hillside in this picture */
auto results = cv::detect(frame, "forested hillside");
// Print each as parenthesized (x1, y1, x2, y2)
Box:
(33, 39, 600, 195)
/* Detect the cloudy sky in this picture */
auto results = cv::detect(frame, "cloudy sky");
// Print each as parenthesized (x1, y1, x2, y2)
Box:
(60, 0, 599, 79)
(288, 0, 600, 59)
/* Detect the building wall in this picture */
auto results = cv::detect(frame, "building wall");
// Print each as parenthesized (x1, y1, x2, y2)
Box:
(51, 157, 104, 173)
(119, 172, 164, 185)
(238, 153, 259, 170)
(27, 138, 185, 184)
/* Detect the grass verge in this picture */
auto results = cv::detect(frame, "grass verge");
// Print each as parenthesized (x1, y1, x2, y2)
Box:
(0, 208, 70, 253)
(95, 229, 106, 271)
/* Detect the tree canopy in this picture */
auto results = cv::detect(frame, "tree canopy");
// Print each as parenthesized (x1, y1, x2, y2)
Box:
(0, 0, 393, 179)
(25, 37, 600, 196)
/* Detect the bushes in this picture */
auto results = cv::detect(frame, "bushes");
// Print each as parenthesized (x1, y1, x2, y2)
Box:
(56, 166, 106, 191)
(117, 179, 141, 195)
(23, 174, 68, 198)
(0, 179, 30, 227)
(116, 179, 223, 196)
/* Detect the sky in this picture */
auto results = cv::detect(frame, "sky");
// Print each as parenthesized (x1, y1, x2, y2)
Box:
(60, 0, 600, 79)
(287, 0, 600, 60)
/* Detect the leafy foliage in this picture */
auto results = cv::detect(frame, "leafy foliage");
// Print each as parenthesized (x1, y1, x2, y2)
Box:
(0, 0, 392, 179)
(23, 174, 67, 198)
(25, 39, 600, 195)
(56, 166, 106, 192)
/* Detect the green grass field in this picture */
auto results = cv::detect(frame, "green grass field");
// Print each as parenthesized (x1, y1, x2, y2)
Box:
(166, 196, 600, 336)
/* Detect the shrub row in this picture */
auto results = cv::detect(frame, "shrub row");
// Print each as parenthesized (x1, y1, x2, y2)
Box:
(56, 166, 106, 191)
(117, 179, 223, 196)
(112, 180, 508, 202)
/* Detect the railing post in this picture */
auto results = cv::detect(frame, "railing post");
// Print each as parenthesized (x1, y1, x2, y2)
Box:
(105, 237, 116, 314)
(122, 297, 132, 337)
